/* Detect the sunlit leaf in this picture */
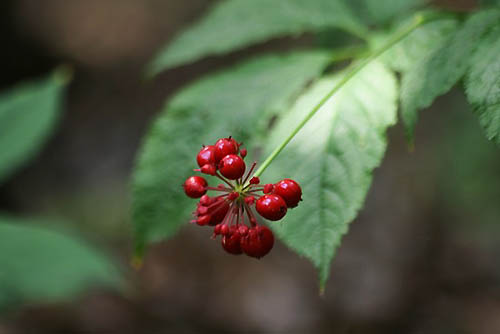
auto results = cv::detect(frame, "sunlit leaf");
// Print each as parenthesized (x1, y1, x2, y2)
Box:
(262, 61, 397, 289)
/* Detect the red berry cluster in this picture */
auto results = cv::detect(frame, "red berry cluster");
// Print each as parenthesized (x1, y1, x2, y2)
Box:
(183, 137, 302, 258)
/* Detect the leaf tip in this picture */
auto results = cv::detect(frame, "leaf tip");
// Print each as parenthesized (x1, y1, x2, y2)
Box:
(318, 285, 326, 297)
(54, 64, 74, 85)
(130, 256, 143, 270)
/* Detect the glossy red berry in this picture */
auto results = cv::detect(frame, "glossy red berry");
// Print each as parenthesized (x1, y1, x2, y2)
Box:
(256, 194, 287, 221)
(263, 184, 274, 194)
(200, 164, 216, 175)
(196, 215, 211, 226)
(183, 176, 207, 198)
(220, 224, 230, 236)
(274, 179, 302, 208)
(221, 227, 242, 255)
(218, 154, 245, 180)
(197, 145, 216, 167)
(241, 225, 274, 258)
(249, 177, 260, 185)
(214, 137, 239, 162)
(240, 148, 247, 158)
(199, 195, 212, 206)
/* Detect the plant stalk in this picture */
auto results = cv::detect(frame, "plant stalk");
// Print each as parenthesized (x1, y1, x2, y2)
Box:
(252, 13, 434, 179)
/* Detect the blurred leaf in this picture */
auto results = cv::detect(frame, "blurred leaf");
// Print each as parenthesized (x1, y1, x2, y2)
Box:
(348, 0, 426, 26)
(465, 26, 500, 146)
(439, 101, 500, 228)
(481, 0, 500, 6)
(400, 9, 500, 143)
(0, 216, 122, 310)
(262, 61, 397, 289)
(376, 16, 458, 73)
(133, 52, 332, 256)
(148, 0, 366, 74)
(0, 71, 68, 185)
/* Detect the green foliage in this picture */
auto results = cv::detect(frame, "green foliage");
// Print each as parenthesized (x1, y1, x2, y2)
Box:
(465, 26, 500, 146)
(348, 0, 425, 26)
(0, 216, 122, 310)
(132, 52, 332, 256)
(133, 0, 500, 290)
(261, 62, 397, 288)
(148, 0, 366, 74)
(0, 71, 68, 184)
(378, 16, 458, 73)
(481, 0, 500, 6)
(400, 9, 500, 142)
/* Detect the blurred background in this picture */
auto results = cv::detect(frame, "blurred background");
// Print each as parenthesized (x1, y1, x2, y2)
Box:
(1, 0, 500, 333)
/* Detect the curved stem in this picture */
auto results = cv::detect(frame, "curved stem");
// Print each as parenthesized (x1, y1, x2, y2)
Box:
(252, 13, 435, 179)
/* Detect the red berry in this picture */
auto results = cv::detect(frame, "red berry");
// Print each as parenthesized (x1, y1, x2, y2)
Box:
(241, 225, 274, 258)
(220, 224, 230, 236)
(197, 145, 216, 167)
(196, 215, 211, 226)
(249, 177, 260, 185)
(274, 179, 302, 208)
(199, 195, 212, 206)
(196, 205, 208, 215)
(200, 164, 216, 175)
(214, 224, 222, 235)
(256, 194, 287, 221)
(218, 154, 245, 180)
(214, 137, 239, 162)
(244, 196, 255, 205)
(240, 148, 247, 158)
(208, 199, 230, 225)
(221, 227, 242, 255)
(238, 224, 249, 236)
(183, 176, 207, 198)
(227, 192, 239, 201)
(263, 184, 274, 194)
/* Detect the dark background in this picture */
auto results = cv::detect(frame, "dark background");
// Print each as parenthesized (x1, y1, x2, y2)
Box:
(1, 0, 500, 333)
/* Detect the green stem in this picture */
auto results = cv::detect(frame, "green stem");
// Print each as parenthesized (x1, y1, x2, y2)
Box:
(252, 13, 432, 179)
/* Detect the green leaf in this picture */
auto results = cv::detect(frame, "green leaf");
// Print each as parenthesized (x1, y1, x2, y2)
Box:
(132, 52, 332, 256)
(348, 0, 425, 26)
(148, 0, 365, 74)
(0, 70, 68, 184)
(0, 216, 122, 310)
(401, 9, 500, 142)
(465, 26, 500, 146)
(377, 17, 459, 73)
(261, 61, 397, 289)
(480, 0, 500, 7)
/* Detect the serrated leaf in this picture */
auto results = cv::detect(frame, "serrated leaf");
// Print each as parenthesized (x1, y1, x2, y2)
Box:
(401, 9, 500, 142)
(348, 0, 425, 26)
(132, 52, 332, 256)
(0, 71, 68, 184)
(376, 17, 459, 73)
(0, 216, 122, 310)
(465, 26, 500, 146)
(148, 0, 365, 74)
(261, 62, 397, 289)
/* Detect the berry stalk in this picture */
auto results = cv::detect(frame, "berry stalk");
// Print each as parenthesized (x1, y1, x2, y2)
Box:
(252, 13, 444, 179)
